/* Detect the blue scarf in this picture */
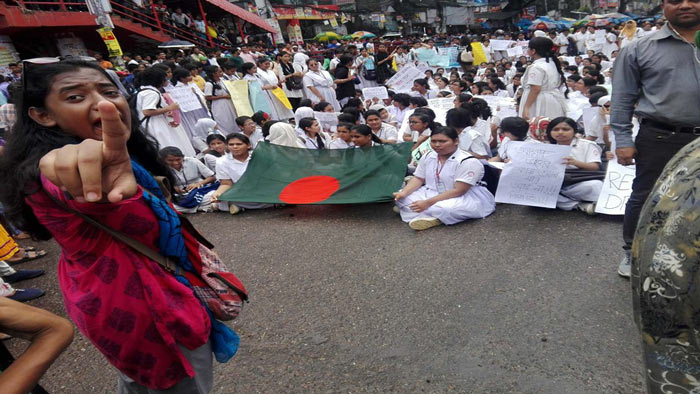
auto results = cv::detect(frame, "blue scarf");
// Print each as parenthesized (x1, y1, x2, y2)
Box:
(131, 160, 239, 363)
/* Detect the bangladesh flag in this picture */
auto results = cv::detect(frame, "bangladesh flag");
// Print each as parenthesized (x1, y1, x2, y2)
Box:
(219, 142, 413, 204)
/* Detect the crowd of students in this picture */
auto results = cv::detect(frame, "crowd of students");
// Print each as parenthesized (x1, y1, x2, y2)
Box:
(0, 17, 664, 392)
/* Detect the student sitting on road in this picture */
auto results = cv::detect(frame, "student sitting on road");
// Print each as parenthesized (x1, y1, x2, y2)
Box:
(365, 109, 398, 144)
(489, 117, 532, 163)
(160, 146, 218, 213)
(330, 122, 354, 149)
(393, 126, 496, 231)
(350, 124, 383, 148)
(547, 117, 603, 215)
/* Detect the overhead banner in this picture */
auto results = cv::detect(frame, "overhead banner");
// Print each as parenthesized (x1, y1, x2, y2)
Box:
(96, 27, 123, 57)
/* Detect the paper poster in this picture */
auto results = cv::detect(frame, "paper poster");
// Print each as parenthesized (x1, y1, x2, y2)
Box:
(165, 86, 202, 113)
(410, 138, 432, 167)
(224, 80, 254, 117)
(415, 48, 436, 63)
(385, 66, 424, 93)
(329, 17, 338, 27)
(56, 37, 88, 58)
(314, 111, 339, 129)
(490, 40, 513, 51)
(427, 97, 455, 112)
(362, 86, 389, 100)
(96, 27, 123, 57)
(271, 87, 292, 110)
(495, 142, 572, 208)
(506, 46, 524, 58)
(470, 42, 488, 65)
(595, 161, 635, 215)
(582, 107, 600, 134)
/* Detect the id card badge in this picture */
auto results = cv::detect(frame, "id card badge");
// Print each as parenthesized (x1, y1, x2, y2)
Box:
(436, 181, 447, 193)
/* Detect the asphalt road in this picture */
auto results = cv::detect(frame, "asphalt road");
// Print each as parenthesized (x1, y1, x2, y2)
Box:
(7, 203, 644, 393)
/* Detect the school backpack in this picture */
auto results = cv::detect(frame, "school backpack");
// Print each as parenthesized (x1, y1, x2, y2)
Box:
(465, 157, 500, 196)
(127, 87, 162, 129)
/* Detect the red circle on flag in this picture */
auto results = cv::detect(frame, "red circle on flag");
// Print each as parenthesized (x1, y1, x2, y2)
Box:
(279, 175, 340, 204)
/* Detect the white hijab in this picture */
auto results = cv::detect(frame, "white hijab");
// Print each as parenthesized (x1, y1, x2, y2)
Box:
(269, 123, 305, 148)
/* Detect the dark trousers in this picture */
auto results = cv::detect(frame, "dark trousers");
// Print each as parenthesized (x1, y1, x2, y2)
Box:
(622, 123, 698, 250)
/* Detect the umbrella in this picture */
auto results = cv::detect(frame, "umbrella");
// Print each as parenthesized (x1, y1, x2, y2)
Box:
(158, 39, 195, 49)
(352, 31, 377, 39)
(313, 31, 342, 42)
(342, 34, 353, 40)
(527, 19, 556, 31)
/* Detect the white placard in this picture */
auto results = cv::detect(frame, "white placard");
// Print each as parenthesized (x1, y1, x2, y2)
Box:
(495, 142, 571, 208)
(314, 111, 339, 128)
(506, 46, 524, 58)
(362, 86, 389, 100)
(386, 66, 425, 93)
(595, 161, 635, 215)
(427, 97, 455, 112)
(594, 30, 606, 45)
(490, 40, 513, 51)
(582, 106, 600, 133)
(497, 107, 518, 119)
(165, 86, 202, 113)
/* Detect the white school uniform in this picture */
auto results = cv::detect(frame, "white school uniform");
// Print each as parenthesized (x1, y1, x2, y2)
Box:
(215, 153, 273, 211)
(375, 123, 398, 143)
(171, 157, 216, 213)
(396, 150, 496, 225)
(301, 132, 332, 149)
(458, 128, 490, 158)
(329, 138, 353, 149)
(136, 86, 196, 157)
(204, 81, 240, 135)
(556, 138, 603, 210)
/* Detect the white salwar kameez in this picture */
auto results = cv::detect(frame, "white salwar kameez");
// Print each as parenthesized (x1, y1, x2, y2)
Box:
(256, 68, 294, 121)
(302, 70, 341, 111)
(518, 58, 568, 119)
(204, 80, 240, 135)
(136, 85, 196, 157)
(396, 150, 496, 225)
(556, 138, 603, 210)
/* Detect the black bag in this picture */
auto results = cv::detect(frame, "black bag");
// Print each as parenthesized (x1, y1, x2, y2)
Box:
(466, 157, 500, 196)
(363, 69, 377, 81)
(562, 170, 606, 187)
(285, 76, 303, 91)
(128, 87, 162, 129)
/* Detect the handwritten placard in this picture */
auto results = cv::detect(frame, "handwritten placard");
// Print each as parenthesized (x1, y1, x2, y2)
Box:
(594, 29, 606, 45)
(427, 97, 455, 112)
(165, 86, 202, 113)
(386, 66, 425, 93)
(495, 142, 571, 208)
(362, 86, 389, 100)
(314, 111, 339, 128)
(506, 46, 524, 58)
(490, 39, 513, 51)
(595, 161, 635, 215)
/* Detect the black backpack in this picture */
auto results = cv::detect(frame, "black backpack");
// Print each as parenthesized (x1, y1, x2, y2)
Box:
(465, 156, 500, 196)
(127, 87, 162, 129)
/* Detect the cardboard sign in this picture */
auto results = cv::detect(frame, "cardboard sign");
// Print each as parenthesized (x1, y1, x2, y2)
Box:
(490, 40, 513, 51)
(495, 142, 571, 208)
(385, 66, 424, 93)
(165, 86, 202, 113)
(506, 46, 524, 58)
(427, 97, 455, 112)
(595, 161, 635, 215)
(314, 111, 339, 128)
(224, 80, 254, 117)
(362, 86, 389, 100)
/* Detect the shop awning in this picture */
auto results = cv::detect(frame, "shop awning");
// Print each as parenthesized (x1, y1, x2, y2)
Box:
(204, 0, 275, 32)
(474, 11, 520, 20)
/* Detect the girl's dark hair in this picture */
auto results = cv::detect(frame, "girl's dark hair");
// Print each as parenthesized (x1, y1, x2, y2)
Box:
(298, 98, 313, 108)
(240, 62, 256, 75)
(529, 37, 568, 98)
(409, 112, 436, 132)
(351, 124, 382, 144)
(582, 77, 597, 88)
(0, 60, 172, 240)
(430, 126, 459, 141)
(337, 113, 357, 124)
(468, 98, 492, 120)
(364, 109, 381, 122)
(413, 78, 429, 89)
(313, 101, 332, 112)
(159, 146, 184, 158)
(261, 120, 279, 138)
(567, 74, 582, 83)
(235, 116, 252, 127)
(392, 93, 411, 107)
(256, 57, 270, 66)
(226, 132, 251, 145)
(299, 117, 325, 149)
(338, 55, 353, 66)
(171, 66, 190, 85)
(500, 117, 529, 141)
(451, 80, 468, 92)
(489, 77, 506, 91)
(409, 96, 428, 107)
(545, 117, 578, 144)
(336, 122, 354, 131)
(342, 98, 362, 111)
(436, 76, 449, 86)
(445, 108, 473, 129)
(137, 67, 167, 88)
(341, 107, 360, 122)
(205, 134, 226, 157)
(456, 92, 472, 105)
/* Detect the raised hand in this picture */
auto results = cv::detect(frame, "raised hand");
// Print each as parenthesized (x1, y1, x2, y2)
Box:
(39, 101, 137, 203)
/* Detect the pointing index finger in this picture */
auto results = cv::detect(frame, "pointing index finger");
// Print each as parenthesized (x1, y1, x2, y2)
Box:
(97, 101, 130, 157)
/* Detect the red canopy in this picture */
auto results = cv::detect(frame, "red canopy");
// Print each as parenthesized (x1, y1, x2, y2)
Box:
(203, 0, 275, 33)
